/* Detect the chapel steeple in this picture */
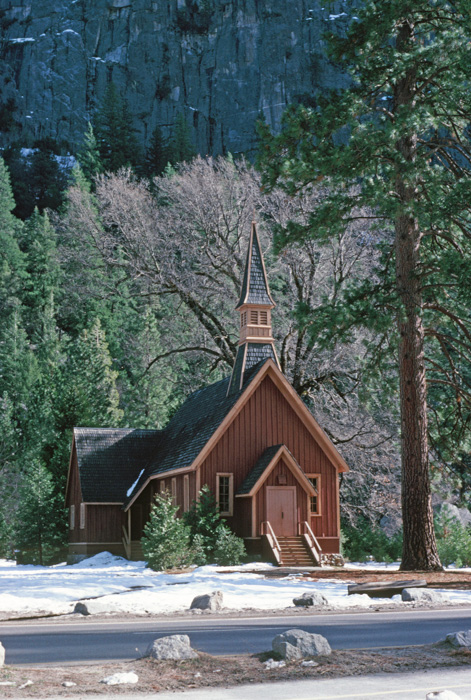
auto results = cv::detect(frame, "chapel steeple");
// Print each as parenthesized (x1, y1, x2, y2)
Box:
(227, 222, 280, 395)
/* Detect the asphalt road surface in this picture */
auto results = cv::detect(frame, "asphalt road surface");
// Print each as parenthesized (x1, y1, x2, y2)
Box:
(3, 608, 471, 665)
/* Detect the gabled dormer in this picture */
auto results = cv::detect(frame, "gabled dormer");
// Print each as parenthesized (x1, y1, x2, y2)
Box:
(227, 222, 280, 395)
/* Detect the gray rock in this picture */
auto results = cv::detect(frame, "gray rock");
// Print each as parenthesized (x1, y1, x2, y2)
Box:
(446, 630, 471, 648)
(437, 503, 471, 529)
(0, 642, 5, 667)
(293, 591, 328, 607)
(401, 588, 447, 604)
(145, 635, 198, 660)
(0, 1, 346, 158)
(272, 628, 331, 660)
(190, 591, 223, 611)
(74, 599, 113, 615)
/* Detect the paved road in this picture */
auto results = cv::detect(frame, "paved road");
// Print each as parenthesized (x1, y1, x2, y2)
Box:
(3, 608, 471, 665)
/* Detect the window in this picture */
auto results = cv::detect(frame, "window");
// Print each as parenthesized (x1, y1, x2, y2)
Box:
(69, 505, 75, 530)
(183, 475, 190, 512)
(307, 475, 321, 515)
(260, 310, 268, 325)
(79, 503, 86, 529)
(249, 310, 258, 324)
(216, 473, 233, 516)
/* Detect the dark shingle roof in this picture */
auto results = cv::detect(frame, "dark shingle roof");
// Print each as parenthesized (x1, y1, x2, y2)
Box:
(227, 343, 277, 396)
(122, 360, 269, 507)
(237, 224, 274, 308)
(74, 428, 161, 502)
(237, 445, 283, 495)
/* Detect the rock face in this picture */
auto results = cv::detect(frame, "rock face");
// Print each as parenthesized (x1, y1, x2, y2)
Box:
(445, 630, 471, 648)
(0, 0, 347, 155)
(272, 628, 331, 660)
(401, 588, 447, 604)
(145, 634, 198, 660)
(293, 591, 328, 607)
(190, 590, 223, 611)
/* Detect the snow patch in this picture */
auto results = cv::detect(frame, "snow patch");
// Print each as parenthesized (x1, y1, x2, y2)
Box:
(127, 469, 145, 497)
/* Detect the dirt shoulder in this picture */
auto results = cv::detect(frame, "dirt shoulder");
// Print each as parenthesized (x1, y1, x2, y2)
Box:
(1, 644, 471, 697)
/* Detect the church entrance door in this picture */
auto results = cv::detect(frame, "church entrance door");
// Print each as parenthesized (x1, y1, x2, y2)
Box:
(266, 486, 296, 536)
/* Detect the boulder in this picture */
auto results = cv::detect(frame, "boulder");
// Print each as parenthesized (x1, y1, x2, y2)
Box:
(348, 579, 426, 598)
(0, 642, 5, 667)
(293, 591, 328, 608)
(190, 591, 223, 612)
(145, 634, 198, 660)
(272, 628, 331, 661)
(74, 599, 112, 615)
(401, 588, 447, 604)
(445, 630, 471, 648)
(100, 672, 138, 685)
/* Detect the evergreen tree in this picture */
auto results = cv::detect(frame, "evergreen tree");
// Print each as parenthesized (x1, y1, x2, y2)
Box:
(0, 158, 25, 316)
(94, 83, 140, 172)
(167, 113, 195, 165)
(77, 123, 104, 183)
(258, 0, 471, 570)
(144, 126, 169, 179)
(14, 460, 66, 565)
(142, 491, 193, 571)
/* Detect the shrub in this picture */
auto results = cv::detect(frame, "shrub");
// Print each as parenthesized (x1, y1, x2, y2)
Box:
(435, 510, 471, 567)
(142, 491, 193, 571)
(341, 517, 402, 563)
(183, 485, 246, 565)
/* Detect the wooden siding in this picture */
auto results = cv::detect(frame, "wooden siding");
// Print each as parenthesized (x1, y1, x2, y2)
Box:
(200, 375, 339, 540)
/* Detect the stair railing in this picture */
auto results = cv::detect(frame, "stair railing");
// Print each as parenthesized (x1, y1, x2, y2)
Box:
(261, 521, 282, 565)
(300, 520, 322, 566)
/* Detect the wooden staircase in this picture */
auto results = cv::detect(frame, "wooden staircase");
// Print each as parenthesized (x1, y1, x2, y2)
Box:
(278, 536, 318, 566)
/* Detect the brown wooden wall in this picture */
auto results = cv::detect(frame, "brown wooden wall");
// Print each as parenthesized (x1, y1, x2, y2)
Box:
(200, 375, 340, 539)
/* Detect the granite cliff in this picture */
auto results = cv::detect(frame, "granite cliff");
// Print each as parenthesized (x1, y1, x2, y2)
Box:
(0, 0, 347, 156)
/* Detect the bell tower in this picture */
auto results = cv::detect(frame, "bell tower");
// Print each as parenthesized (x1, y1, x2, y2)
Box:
(227, 222, 280, 395)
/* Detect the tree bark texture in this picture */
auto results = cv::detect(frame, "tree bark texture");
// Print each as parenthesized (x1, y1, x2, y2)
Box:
(394, 20, 442, 571)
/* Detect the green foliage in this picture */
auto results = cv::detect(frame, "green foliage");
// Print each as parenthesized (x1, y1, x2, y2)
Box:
(341, 517, 402, 563)
(167, 113, 195, 165)
(94, 83, 140, 172)
(183, 485, 246, 565)
(212, 523, 246, 566)
(142, 491, 193, 571)
(77, 123, 104, 183)
(435, 509, 471, 567)
(14, 460, 66, 565)
(144, 126, 169, 179)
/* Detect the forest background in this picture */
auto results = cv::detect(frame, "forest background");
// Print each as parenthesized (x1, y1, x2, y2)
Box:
(1, 0, 471, 567)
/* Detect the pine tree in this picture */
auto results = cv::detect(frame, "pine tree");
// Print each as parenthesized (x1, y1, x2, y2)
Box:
(258, 0, 471, 570)
(144, 126, 169, 179)
(77, 122, 104, 183)
(94, 83, 140, 172)
(141, 491, 193, 571)
(0, 158, 25, 317)
(167, 113, 195, 165)
(14, 460, 66, 565)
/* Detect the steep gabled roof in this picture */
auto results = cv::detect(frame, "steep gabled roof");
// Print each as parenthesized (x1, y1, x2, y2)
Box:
(74, 428, 161, 503)
(236, 222, 275, 308)
(237, 444, 317, 497)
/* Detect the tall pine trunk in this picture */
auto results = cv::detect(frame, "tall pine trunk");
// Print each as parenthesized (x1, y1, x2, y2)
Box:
(394, 20, 441, 571)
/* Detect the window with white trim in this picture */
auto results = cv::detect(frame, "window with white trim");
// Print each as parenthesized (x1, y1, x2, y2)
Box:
(216, 473, 233, 516)
(307, 475, 321, 515)
(79, 503, 86, 529)
(69, 505, 75, 530)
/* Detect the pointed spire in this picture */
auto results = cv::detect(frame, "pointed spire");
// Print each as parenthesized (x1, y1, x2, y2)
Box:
(236, 221, 275, 309)
(227, 222, 279, 396)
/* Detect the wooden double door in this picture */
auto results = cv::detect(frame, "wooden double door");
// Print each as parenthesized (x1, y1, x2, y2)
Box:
(266, 486, 297, 536)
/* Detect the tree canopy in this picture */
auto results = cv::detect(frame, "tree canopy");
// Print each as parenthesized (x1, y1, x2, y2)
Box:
(258, 0, 471, 570)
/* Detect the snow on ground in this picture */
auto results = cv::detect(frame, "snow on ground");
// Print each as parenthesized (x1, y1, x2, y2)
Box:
(0, 553, 470, 618)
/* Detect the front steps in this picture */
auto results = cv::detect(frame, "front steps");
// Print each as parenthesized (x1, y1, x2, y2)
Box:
(278, 536, 317, 566)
